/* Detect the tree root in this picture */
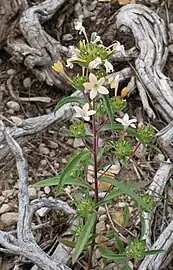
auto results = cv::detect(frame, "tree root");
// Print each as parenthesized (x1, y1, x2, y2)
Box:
(0, 120, 74, 270)
(116, 4, 173, 122)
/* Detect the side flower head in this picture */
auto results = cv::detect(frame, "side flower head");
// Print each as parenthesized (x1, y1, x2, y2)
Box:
(113, 41, 126, 55)
(116, 113, 137, 130)
(74, 18, 86, 35)
(108, 74, 120, 96)
(74, 103, 96, 121)
(83, 73, 109, 100)
(52, 60, 65, 73)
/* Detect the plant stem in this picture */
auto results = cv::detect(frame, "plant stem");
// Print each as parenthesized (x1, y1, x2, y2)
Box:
(87, 113, 98, 270)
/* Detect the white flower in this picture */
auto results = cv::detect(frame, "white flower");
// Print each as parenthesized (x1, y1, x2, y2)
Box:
(74, 103, 96, 121)
(88, 57, 102, 70)
(83, 73, 109, 100)
(108, 74, 120, 96)
(116, 113, 137, 130)
(104, 59, 114, 73)
(113, 41, 126, 55)
(74, 19, 86, 35)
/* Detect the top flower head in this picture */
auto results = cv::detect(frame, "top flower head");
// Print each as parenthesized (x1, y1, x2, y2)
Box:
(74, 19, 86, 35)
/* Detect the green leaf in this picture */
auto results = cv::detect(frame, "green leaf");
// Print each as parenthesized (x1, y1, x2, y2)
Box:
(55, 97, 86, 111)
(122, 265, 133, 270)
(144, 250, 165, 256)
(89, 147, 105, 165)
(58, 239, 76, 248)
(102, 95, 114, 125)
(57, 151, 89, 193)
(114, 232, 125, 253)
(96, 189, 121, 207)
(30, 176, 89, 189)
(103, 123, 140, 140)
(99, 176, 149, 211)
(72, 213, 96, 264)
(100, 247, 127, 261)
(123, 205, 130, 227)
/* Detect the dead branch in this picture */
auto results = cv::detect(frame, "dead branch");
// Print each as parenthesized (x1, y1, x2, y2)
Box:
(116, 4, 173, 122)
(0, 120, 74, 270)
(141, 161, 173, 248)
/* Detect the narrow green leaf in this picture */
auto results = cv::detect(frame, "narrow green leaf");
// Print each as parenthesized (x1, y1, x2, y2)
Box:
(58, 239, 76, 248)
(55, 97, 86, 111)
(72, 213, 96, 264)
(102, 95, 114, 125)
(57, 151, 89, 193)
(140, 213, 146, 239)
(100, 247, 127, 261)
(122, 265, 133, 270)
(30, 177, 89, 189)
(123, 205, 130, 227)
(99, 176, 148, 211)
(144, 250, 165, 256)
(96, 189, 121, 207)
(114, 232, 124, 253)
(103, 123, 140, 140)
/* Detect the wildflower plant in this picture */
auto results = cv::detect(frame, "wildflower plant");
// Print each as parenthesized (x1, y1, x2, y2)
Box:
(34, 18, 163, 269)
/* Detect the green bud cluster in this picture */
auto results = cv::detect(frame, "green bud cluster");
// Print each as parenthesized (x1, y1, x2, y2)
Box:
(126, 239, 146, 260)
(110, 97, 127, 112)
(69, 121, 86, 137)
(115, 140, 132, 158)
(140, 194, 156, 213)
(75, 198, 95, 219)
(137, 125, 155, 144)
(72, 75, 86, 90)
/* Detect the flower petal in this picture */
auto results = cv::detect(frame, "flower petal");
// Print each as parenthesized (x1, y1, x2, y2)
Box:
(116, 118, 123, 124)
(87, 110, 96, 116)
(89, 73, 98, 84)
(98, 86, 109, 95)
(104, 59, 114, 73)
(83, 116, 90, 121)
(90, 89, 97, 100)
(83, 103, 89, 114)
(83, 82, 93, 90)
(98, 77, 105, 86)
(88, 57, 102, 70)
(130, 123, 136, 129)
(74, 106, 82, 114)
(123, 113, 129, 122)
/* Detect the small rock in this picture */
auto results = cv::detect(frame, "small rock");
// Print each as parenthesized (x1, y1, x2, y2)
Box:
(98, 206, 106, 215)
(95, 235, 108, 244)
(48, 140, 58, 149)
(7, 109, 15, 115)
(38, 191, 44, 198)
(40, 159, 47, 166)
(39, 144, 50, 155)
(87, 0, 97, 11)
(62, 33, 73, 42)
(73, 138, 85, 148)
(44, 186, 51, 195)
(96, 220, 106, 233)
(0, 58, 2, 65)
(0, 204, 11, 214)
(2, 190, 13, 197)
(36, 207, 49, 217)
(168, 44, 173, 55)
(116, 202, 127, 208)
(6, 101, 20, 112)
(150, 0, 160, 3)
(1, 212, 18, 226)
(153, 153, 165, 164)
(62, 158, 67, 164)
(7, 69, 16, 75)
(28, 187, 37, 199)
(10, 116, 23, 126)
(54, 162, 60, 169)
(66, 138, 74, 146)
(95, 248, 101, 259)
(99, 214, 107, 222)
(0, 196, 5, 203)
(49, 150, 56, 157)
(23, 77, 32, 89)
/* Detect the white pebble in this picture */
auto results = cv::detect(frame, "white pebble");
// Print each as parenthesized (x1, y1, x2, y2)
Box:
(1, 212, 18, 226)
(44, 186, 51, 195)
(6, 101, 20, 112)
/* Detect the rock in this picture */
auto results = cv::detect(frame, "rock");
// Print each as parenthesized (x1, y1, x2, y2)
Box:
(95, 248, 101, 259)
(28, 187, 37, 199)
(62, 34, 73, 42)
(98, 206, 106, 215)
(62, 158, 67, 164)
(8, 109, 15, 115)
(1, 212, 18, 226)
(96, 221, 106, 233)
(23, 77, 32, 89)
(39, 144, 50, 155)
(44, 186, 51, 195)
(6, 101, 20, 112)
(38, 191, 44, 198)
(0, 204, 11, 214)
(36, 207, 49, 217)
(153, 153, 165, 164)
(150, 0, 160, 4)
(73, 138, 85, 148)
(7, 69, 16, 75)
(99, 214, 107, 222)
(40, 159, 47, 166)
(2, 190, 14, 197)
(95, 235, 108, 244)
(50, 150, 56, 157)
(168, 44, 173, 55)
(10, 116, 23, 126)
(66, 138, 74, 146)
(48, 140, 58, 149)
(0, 196, 5, 203)
(0, 58, 2, 65)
